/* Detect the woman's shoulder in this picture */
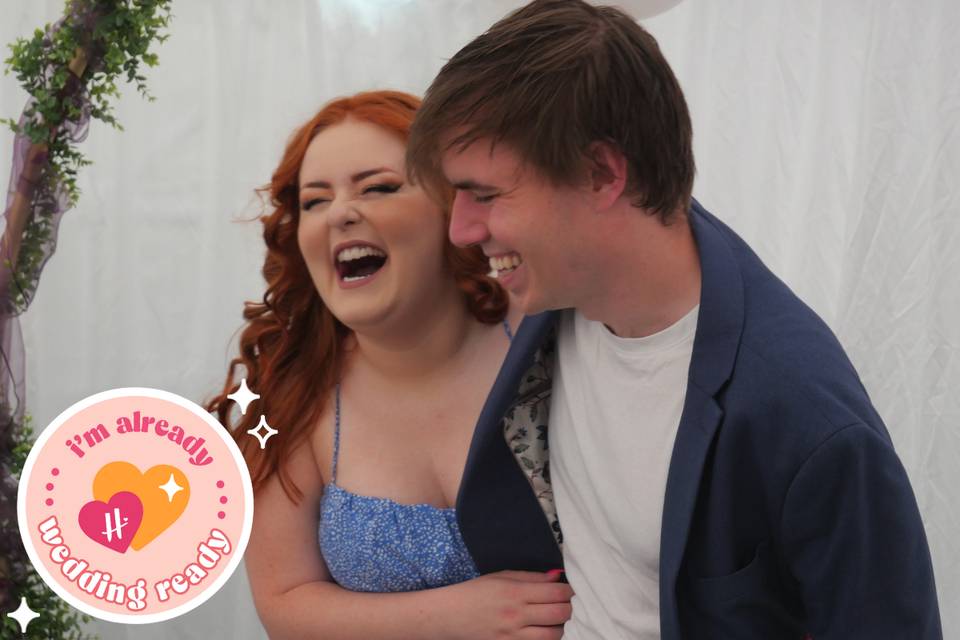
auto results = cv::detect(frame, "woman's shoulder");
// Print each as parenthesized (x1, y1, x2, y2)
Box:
(306, 399, 336, 488)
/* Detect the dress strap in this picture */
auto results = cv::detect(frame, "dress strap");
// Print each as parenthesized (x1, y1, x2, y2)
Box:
(502, 318, 514, 343)
(331, 383, 342, 483)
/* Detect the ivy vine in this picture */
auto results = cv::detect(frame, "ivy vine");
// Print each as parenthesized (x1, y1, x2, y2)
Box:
(1, 2, 173, 636)
(1, 415, 96, 640)
(1, 0, 173, 312)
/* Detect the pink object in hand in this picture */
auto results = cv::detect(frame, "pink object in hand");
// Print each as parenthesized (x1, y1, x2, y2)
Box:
(78, 491, 143, 553)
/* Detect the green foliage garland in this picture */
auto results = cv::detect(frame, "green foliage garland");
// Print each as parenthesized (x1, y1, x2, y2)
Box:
(1, 417, 95, 640)
(2, 0, 173, 313)
(1, 1, 173, 636)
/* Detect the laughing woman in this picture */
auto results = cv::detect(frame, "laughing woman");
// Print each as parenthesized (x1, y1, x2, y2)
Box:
(206, 91, 571, 639)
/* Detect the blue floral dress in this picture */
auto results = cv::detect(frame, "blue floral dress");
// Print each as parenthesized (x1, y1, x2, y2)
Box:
(318, 384, 480, 592)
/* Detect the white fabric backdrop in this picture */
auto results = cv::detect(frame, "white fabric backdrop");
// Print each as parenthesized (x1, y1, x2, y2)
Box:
(2, 1, 957, 637)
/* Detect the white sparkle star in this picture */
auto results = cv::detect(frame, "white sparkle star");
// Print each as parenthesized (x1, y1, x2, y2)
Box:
(247, 415, 278, 449)
(227, 378, 260, 415)
(159, 473, 184, 502)
(6, 597, 40, 634)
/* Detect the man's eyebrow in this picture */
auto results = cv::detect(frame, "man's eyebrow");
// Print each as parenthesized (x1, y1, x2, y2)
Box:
(450, 179, 498, 191)
(301, 167, 396, 191)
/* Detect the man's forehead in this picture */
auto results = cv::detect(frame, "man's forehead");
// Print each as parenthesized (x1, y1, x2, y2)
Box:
(440, 131, 498, 161)
(439, 133, 527, 184)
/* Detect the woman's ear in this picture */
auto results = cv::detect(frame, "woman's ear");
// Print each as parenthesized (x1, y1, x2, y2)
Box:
(585, 141, 628, 210)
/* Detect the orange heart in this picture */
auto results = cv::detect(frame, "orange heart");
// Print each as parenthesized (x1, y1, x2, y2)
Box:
(92, 461, 190, 551)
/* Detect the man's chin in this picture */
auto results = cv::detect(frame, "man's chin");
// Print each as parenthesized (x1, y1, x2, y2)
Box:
(512, 291, 560, 317)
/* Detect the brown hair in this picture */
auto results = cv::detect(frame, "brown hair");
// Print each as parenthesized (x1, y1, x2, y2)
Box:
(207, 90, 507, 502)
(407, 0, 694, 223)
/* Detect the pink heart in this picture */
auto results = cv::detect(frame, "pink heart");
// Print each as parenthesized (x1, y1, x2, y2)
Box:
(78, 491, 144, 553)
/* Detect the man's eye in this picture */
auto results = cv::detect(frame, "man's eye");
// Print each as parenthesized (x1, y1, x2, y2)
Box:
(474, 192, 498, 204)
(362, 183, 401, 195)
(301, 198, 328, 211)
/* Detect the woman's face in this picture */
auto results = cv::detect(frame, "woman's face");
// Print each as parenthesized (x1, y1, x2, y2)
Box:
(297, 118, 450, 333)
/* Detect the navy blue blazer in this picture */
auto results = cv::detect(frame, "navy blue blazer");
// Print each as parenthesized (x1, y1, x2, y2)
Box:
(455, 201, 942, 639)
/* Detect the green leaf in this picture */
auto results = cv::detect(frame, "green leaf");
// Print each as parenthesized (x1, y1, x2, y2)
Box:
(0, 0, 173, 312)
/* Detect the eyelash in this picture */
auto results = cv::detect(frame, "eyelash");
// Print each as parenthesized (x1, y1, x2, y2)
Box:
(364, 183, 401, 195)
(473, 193, 498, 204)
(301, 183, 401, 211)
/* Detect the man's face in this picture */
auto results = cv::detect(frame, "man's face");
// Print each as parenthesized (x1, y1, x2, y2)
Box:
(441, 139, 594, 314)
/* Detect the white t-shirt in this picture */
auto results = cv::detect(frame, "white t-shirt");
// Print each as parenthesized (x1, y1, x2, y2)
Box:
(550, 305, 698, 639)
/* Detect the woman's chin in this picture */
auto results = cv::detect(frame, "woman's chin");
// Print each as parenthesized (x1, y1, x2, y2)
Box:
(328, 298, 399, 336)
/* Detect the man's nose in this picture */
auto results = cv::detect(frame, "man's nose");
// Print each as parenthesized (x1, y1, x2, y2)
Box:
(449, 191, 490, 248)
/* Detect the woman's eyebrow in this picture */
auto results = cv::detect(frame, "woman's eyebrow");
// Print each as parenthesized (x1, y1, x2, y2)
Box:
(301, 167, 397, 191)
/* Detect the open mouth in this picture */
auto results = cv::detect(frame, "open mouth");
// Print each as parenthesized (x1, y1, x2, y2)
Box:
(335, 244, 388, 283)
(489, 252, 522, 277)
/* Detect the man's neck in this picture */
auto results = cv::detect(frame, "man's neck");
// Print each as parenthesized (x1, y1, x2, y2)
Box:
(582, 209, 701, 339)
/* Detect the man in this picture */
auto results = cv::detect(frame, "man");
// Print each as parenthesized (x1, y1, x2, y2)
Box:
(408, 1, 942, 638)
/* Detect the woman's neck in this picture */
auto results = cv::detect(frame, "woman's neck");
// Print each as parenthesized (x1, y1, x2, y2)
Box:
(348, 283, 479, 384)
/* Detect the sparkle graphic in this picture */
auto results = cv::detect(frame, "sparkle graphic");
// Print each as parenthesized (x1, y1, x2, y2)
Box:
(5, 597, 40, 634)
(247, 415, 278, 449)
(227, 378, 260, 415)
(159, 473, 184, 502)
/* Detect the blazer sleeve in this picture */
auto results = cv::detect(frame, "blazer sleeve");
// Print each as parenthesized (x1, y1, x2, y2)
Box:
(780, 423, 942, 639)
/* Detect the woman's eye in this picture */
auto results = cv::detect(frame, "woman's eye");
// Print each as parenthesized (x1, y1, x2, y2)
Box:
(301, 198, 328, 211)
(362, 183, 401, 195)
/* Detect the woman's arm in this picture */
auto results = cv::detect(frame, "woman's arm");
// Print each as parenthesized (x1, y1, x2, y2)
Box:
(245, 439, 573, 640)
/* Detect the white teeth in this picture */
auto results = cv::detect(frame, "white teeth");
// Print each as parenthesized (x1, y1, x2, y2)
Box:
(343, 274, 371, 282)
(489, 253, 522, 273)
(337, 245, 386, 263)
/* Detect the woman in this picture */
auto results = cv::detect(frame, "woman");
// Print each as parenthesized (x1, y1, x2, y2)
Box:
(207, 91, 571, 639)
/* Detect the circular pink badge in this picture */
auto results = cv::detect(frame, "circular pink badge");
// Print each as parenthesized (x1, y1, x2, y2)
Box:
(18, 388, 253, 623)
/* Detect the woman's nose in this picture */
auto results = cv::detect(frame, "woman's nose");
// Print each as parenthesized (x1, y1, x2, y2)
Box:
(326, 198, 361, 229)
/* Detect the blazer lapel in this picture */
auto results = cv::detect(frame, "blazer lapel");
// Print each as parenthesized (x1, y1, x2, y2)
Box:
(457, 311, 563, 573)
(659, 201, 746, 639)
(659, 387, 724, 639)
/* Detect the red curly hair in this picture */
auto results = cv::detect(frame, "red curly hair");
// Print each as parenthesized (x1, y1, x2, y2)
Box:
(207, 90, 507, 502)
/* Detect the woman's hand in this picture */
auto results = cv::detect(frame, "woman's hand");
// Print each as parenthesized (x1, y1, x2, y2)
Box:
(246, 439, 571, 640)
(434, 570, 574, 640)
